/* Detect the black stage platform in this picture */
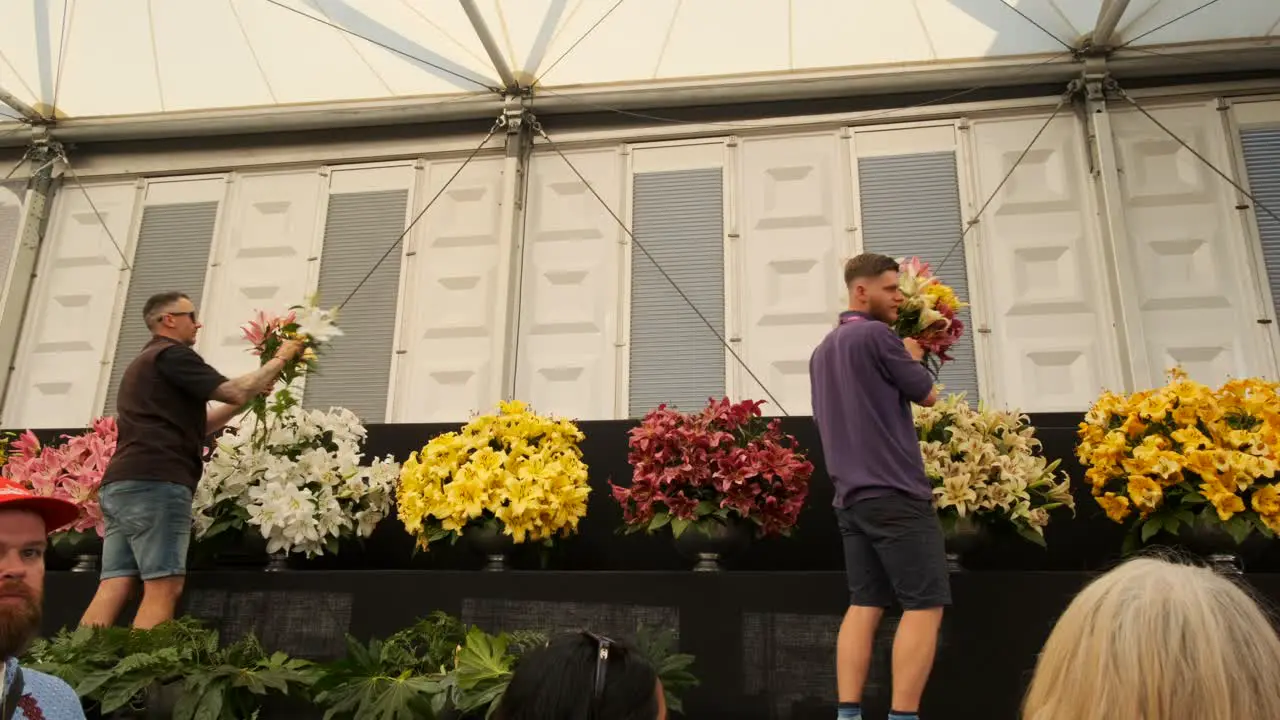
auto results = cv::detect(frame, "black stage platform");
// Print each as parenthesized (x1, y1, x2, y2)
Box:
(23, 413, 1280, 718)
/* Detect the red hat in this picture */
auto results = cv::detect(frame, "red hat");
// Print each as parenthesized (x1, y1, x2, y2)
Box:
(0, 476, 80, 533)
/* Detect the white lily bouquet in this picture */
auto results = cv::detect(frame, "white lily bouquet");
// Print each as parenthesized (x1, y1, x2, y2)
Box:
(191, 299, 400, 557)
(915, 394, 1075, 545)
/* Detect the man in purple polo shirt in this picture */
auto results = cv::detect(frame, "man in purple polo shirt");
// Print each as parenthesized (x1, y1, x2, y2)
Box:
(810, 253, 942, 720)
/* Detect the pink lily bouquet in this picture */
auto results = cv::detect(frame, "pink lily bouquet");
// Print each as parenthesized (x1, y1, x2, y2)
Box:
(240, 298, 343, 429)
(1, 416, 118, 541)
(892, 257, 966, 376)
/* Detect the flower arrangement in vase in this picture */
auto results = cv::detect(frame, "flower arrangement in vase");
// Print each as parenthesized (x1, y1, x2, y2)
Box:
(915, 394, 1074, 569)
(396, 400, 591, 570)
(612, 398, 814, 571)
(1077, 368, 1280, 562)
(192, 300, 400, 568)
(1, 417, 118, 571)
(892, 257, 966, 375)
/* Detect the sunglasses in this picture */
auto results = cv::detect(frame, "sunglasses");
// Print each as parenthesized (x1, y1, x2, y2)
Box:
(583, 630, 614, 709)
(168, 310, 198, 323)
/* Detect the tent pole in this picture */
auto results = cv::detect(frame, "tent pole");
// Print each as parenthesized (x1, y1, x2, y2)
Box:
(496, 97, 533, 401)
(460, 0, 518, 90)
(1093, 0, 1132, 49)
(0, 133, 61, 419)
(1079, 57, 1150, 392)
(0, 85, 44, 124)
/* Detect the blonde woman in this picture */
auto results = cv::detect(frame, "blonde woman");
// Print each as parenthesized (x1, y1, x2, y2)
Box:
(1024, 556, 1280, 720)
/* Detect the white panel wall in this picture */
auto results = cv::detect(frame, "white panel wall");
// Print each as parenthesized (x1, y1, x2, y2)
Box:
(966, 114, 1123, 412)
(394, 157, 506, 423)
(3, 182, 139, 428)
(514, 148, 624, 420)
(197, 170, 323, 380)
(736, 132, 847, 417)
(1110, 102, 1272, 387)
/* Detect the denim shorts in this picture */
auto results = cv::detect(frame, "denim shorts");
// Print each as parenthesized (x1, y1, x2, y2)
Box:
(99, 480, 193, 581)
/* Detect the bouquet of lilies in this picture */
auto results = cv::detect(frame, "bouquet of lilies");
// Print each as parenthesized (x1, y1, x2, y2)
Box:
(892, 257, 966, 375)
(240, 297, 343, 436)
(1, 417, 118, 537)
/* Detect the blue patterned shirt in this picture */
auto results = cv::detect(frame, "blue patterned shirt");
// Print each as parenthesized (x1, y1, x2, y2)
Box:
(2, 657, 85, 720)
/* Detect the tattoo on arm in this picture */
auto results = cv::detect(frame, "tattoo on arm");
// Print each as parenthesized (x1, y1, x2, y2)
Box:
(209, 358, 285, 406)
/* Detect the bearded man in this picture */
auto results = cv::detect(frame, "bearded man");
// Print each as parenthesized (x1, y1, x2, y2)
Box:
(0, 476, 86, 719)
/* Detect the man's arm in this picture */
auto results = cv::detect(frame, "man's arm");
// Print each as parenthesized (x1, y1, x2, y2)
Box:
(873, 327, 936, 405)
(206, 401, 248, 435)
(209, 357, 288, 407)
(206, 339, 305, 407)
(156, 340, 302, 434)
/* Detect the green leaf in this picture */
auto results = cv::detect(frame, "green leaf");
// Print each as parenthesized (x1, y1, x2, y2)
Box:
(99, 676, 157, 713)
(193, 679, 226, 720)
(1122, 527, 1142, 555)
(694, 500, 718, 517)
(1016, 527, 1048, 547)
(647, 513, 671, 532)
(1225, 515, 1253, 545)
(174, 680, 204, 720)
(1182, 491, 1207, 504)
(74, 668, 118, 698)
(1140, 518, 1163, 543)
(670, 517, 691, 539)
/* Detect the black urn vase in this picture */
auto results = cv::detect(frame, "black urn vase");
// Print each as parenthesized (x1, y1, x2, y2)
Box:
(463, 521, 516, 571)
(942, 516, 989, 573)
(1178, 520, 1266, 575)
(672, 518, 752, 572)
(51, 530, 103, 573)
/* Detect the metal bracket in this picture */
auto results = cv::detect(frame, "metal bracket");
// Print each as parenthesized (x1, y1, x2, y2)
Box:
(1080, 55, 1109, 103)
(502, 93, 531, 135)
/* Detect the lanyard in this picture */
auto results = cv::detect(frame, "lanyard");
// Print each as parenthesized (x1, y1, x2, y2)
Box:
(1, 667, 23, 720)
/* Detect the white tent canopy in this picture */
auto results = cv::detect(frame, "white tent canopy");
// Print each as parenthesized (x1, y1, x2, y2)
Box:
(1, 0, 1277, 133)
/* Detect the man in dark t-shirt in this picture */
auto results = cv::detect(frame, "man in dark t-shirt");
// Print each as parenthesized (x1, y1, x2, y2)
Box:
(79, 291, 301, 630)
(810, 254, 942, 720)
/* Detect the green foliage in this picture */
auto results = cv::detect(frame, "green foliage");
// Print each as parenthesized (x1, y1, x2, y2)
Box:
(310, 612, 466, 720)
(25, 614, 699, 719)
(24, 618, 315, 717)
(632, 626, 699, 715)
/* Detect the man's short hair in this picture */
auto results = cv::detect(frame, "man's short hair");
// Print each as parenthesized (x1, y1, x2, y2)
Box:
(142, 291, 189, 329)
(843, 253, 900, 285)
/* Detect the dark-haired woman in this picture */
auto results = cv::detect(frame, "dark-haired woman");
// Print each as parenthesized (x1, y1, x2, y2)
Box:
(495, 631, 667, 720)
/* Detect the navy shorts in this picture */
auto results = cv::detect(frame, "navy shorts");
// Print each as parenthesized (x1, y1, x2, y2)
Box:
(99, 480, 193, 581)
(835, 492, 951, 610)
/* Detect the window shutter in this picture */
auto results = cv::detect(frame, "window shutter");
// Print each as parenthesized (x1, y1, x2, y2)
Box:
(0, 182, 22, 302)
(629, 169, 726, 417)
(857, 152, 979, 402)
(302, 190, 407, 423)
(1241, 128, 1280, 321)
(104, 202, 220, 414)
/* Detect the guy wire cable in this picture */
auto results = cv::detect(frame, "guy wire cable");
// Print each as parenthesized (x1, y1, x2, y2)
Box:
(2, 149, 31, 181)
(61, 155, 132, 270)
(263, 0, 503, 94)
(1114, 0, 1226, 51)
(530, 117, 792, 416)
(933, 88, 1072, 275)
(337, 115, 505, 310)
(1113, 81, 1280, 226)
